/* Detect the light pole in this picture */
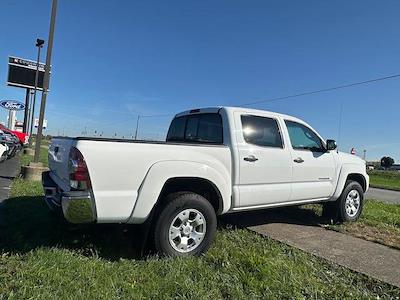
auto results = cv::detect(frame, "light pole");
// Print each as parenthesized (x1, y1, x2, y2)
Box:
(34, 0, 57, 163)
(134, 115, 141, 140)
(29, 38, 45, 146)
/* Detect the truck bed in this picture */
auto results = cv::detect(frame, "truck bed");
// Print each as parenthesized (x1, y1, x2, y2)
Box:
(48, 136, 232, 223)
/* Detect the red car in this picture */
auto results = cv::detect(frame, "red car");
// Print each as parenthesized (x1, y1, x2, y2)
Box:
(0, 124, 29, 146)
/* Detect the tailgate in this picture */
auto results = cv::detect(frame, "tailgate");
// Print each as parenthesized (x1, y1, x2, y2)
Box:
(48, 138, 76, 187)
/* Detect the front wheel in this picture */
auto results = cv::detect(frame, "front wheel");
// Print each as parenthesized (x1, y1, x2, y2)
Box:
(153, 192, 217, 257)
(323, 180, 364, 223)
(338, 181, 364, 222)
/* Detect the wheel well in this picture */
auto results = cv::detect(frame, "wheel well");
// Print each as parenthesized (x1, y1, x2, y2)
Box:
(157, 177, 223, 213)
(347, 173, 367, 192)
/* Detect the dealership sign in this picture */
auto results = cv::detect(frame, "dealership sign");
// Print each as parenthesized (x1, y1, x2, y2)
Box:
(7, 56, 50, 90)
(0, 100, 25, 111)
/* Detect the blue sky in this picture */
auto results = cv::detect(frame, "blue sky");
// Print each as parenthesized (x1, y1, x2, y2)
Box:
(0, 0, 399, 161)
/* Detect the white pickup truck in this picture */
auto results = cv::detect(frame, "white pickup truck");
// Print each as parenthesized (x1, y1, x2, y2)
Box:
(43, 107, 369, 256)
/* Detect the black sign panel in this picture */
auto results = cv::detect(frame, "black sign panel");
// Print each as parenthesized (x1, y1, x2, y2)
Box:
(7, 56, 50, 90)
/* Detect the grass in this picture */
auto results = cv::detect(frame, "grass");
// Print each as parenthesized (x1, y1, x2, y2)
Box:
(19, 144, 49, 167)
(329, 199, 400, 249)
(301, 199, 400, 250)
(0, 180, 399, 299)
(368, 170, 400, 191)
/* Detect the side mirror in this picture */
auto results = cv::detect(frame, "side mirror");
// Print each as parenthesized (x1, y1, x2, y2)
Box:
(326, 139, 337, 151)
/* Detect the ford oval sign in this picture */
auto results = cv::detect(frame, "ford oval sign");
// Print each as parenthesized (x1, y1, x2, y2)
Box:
(0, 100, 25, 111)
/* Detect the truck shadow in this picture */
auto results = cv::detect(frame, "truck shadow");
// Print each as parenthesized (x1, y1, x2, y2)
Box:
(220, 205, 325, 229)
(0, 196, 146, 261)
(0, 195, 327, 260)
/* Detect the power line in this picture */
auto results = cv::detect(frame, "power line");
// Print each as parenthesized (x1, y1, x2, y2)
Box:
(138, 73, 400, 118)
(140, 113, 174, 118)
(126, 73, 400, 133)
(239, 74, 400, 106)
(46, 73, 400, 138)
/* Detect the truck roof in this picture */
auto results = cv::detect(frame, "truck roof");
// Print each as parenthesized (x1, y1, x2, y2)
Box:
(175, 106, 302, 122)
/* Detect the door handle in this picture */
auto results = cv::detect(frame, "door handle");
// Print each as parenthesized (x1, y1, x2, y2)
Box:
(244, 155, 258, 162)
(293, 157, 304, 163)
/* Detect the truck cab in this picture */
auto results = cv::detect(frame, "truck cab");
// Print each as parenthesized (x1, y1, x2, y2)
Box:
(169, 107, 367, 210)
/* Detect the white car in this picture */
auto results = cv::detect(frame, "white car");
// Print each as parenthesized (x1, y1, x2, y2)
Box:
(0, 143, 8, 162)
(43, 107, 369, 256)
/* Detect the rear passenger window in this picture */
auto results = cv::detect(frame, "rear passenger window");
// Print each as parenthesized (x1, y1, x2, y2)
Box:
(241, 115, 283, 148)
(167, 113, 223, 144)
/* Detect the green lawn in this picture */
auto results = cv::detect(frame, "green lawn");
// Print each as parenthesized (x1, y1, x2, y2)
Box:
(368, 170, 400, 191)
(0, 179, 399, 299)
(20, 145, 49, 167)
(300, 199, 400, 250)
(329, 199, 400, 249)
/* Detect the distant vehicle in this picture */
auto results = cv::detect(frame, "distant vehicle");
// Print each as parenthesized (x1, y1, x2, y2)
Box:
(43, 107, 369, 257)
(0, 124, 29, 146)
(0, 143, 8, 162)
(0, 130, 17, 157)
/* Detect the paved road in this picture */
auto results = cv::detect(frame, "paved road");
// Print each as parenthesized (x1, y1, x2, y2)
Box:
(0, 156, 19, 227)
(249, 222, 400, 287)
(0, 156, 19, 202)
(366, 187, 400, 204)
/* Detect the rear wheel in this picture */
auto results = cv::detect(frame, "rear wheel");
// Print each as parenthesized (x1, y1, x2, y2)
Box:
(153, 192, 217, 257)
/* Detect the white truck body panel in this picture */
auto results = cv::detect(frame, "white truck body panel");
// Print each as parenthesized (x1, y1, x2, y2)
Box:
(49, 139, 231, 223)
(46, 106, 369, 224)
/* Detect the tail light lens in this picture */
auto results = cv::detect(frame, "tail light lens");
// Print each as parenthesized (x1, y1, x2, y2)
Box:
(68, 147, 91, 191)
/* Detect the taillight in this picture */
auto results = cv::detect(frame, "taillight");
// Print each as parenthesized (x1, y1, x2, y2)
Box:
(68, 147, 91, 191)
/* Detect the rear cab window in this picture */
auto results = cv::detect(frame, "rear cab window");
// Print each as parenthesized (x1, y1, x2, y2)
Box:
(166, 113, 223, 144)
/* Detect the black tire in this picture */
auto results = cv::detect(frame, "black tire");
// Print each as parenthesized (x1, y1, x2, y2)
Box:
(153, 192, 217, 257)
(338, 180, 364, 222)
(44, 197, 63, 216)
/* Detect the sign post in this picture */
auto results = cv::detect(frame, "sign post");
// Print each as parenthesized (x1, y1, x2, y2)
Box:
(8, 111, 16, 130)
(22, 89, 30, 132)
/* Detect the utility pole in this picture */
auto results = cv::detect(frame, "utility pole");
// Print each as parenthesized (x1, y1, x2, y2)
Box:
(29, 38, 45, 146)
(26, 89, 34, 135)
(34, 0, 57, 163)
(134, 115, 140, 140)
(362, 149, 366, 161)
(22, 88, 30, 132)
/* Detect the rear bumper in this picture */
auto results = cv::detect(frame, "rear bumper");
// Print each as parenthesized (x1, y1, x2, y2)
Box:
(42, 171, 97, 223)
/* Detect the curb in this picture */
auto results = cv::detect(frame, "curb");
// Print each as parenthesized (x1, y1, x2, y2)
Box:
(370, 185, 400, 192)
